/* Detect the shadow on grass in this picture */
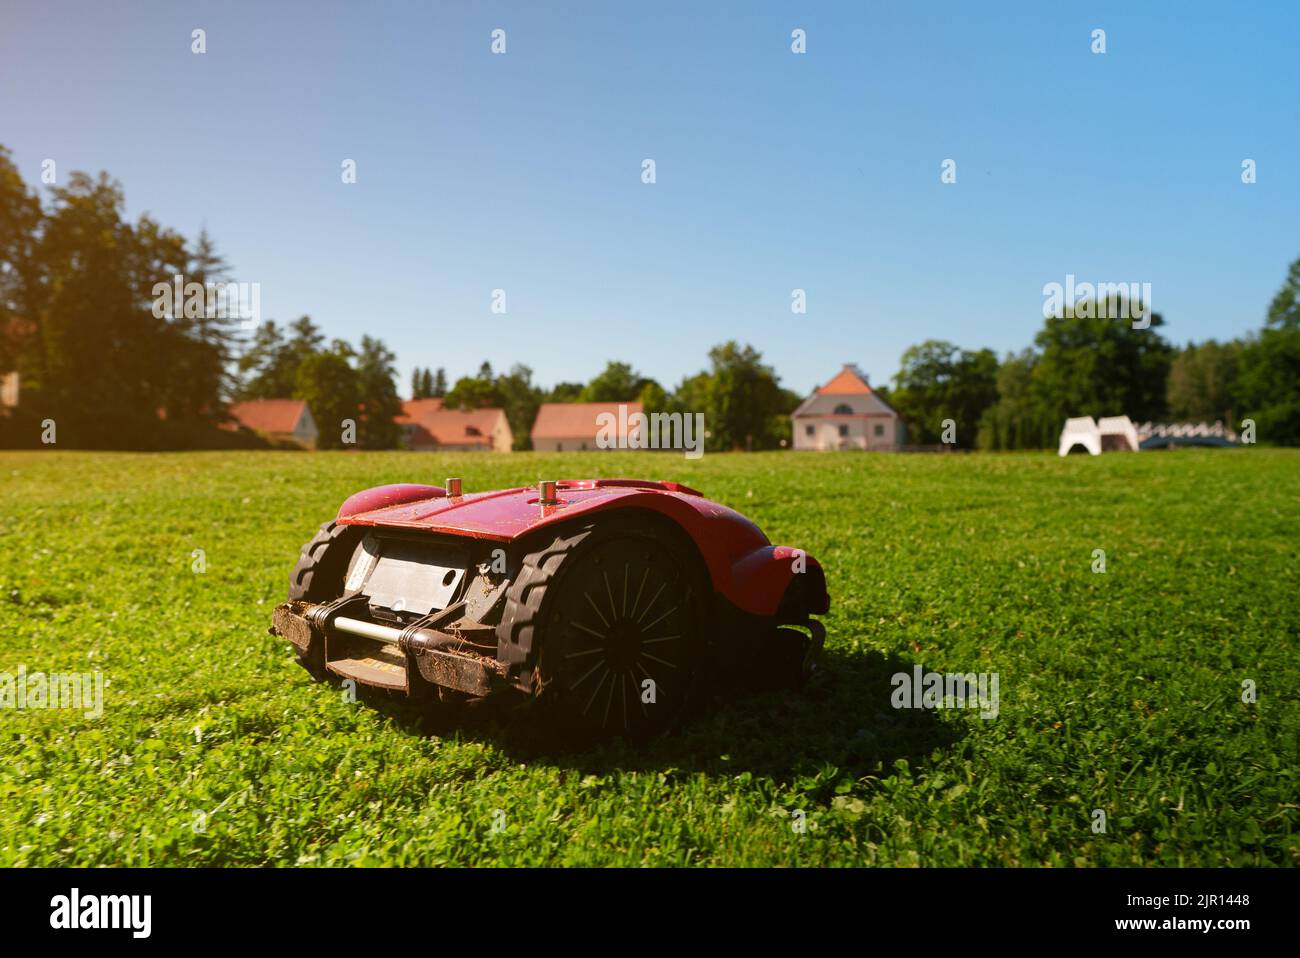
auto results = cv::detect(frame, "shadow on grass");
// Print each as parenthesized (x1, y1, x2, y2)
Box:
(355, 646, 962, 784)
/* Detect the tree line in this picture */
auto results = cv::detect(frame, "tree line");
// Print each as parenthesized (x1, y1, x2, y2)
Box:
(235, 316, 403, 449)
(416, 343, 802, 452)
(0, 146, 422, 450)
(886, 260, 1300, 449)
(1, 147, 246, 448)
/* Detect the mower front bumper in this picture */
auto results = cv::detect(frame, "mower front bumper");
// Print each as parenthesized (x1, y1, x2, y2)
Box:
(271, 600, 509, 698)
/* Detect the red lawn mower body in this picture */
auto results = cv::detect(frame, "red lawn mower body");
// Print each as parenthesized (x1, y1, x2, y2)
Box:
(272, 478, 828, 738)
(334, 479, 823, 620)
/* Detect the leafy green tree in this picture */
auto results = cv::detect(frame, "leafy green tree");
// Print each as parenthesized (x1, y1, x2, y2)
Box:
(0, 147, 43, 381)
(635, 379, 668, 416)
(975, 299, 1175, 450)
(977, 350, 1058, 450)
(1237, 329, 1300, 444)
(432, 367, 447, 397)
(699, 341, 791, 451)
(33, 171, 178, 445)
(495, 363, 544, 450)
(1236, 256, 1300, 444)
(890, 340, 999, 447)
(1030, 298, 1174, 424)
(669, 371, 710, 417)
(1166, 340, 1242, 422)
(579, 361, 645, 402)
(546, 381, 584, 402)
(443, 375, 504, 411)
(1264, 257, 1300, 330)
(295, 348, 360, 450)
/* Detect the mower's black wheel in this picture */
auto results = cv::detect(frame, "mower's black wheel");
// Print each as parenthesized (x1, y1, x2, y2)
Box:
(287, 520, 364, 678)
(504, 517, 707, 741)
(288, 520, 364, 601)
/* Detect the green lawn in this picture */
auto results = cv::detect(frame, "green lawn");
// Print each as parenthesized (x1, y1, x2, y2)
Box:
(1, 448, 1296, 866)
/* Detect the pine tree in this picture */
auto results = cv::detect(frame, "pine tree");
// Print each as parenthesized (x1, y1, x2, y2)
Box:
(355, 335, 402, 448)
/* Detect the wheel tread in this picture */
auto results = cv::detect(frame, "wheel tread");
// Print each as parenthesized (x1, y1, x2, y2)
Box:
(287, 520, 362, 602)
(498, 528, 593, 673)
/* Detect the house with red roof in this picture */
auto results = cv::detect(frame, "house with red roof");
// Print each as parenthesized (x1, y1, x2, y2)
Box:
(531, 401, 644, 452)
(791, 364, 901, 451)
(396, 398, 512, 452)
(224, 399, 318, 447)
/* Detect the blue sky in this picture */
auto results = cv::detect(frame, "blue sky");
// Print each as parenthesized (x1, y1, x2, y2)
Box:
(2, 1, 1296, 396)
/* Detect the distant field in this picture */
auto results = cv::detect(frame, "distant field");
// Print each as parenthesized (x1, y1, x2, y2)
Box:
(1, 448, 1296, 866)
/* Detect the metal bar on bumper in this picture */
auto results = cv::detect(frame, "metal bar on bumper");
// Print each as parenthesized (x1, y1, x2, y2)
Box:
(270, 600, 508, 697)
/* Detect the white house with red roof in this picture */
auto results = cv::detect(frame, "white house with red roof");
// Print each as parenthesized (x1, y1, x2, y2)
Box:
(531, 401, 644, 452)
(396, 398, 512, 452)
(791, 364, 901, 451)
(223, 399, 318, 447)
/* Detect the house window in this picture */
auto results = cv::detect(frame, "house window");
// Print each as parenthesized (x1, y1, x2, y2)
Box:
(838, 424, 848, 438)
(874, 424, 884, 437)
(805, 425, 814, 437)
(833, 403, 853, 415)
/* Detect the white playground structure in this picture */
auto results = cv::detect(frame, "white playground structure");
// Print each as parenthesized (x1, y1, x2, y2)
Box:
(1058, 415, 1141, 456)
